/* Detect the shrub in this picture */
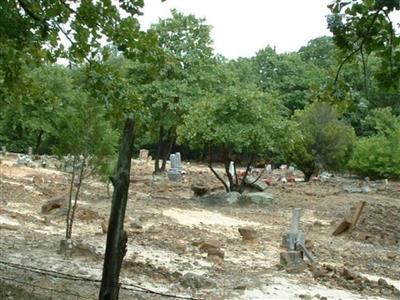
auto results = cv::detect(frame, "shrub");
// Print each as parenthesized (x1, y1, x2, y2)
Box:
(348, 108, 400, 179)
(285, 102, 355, 181)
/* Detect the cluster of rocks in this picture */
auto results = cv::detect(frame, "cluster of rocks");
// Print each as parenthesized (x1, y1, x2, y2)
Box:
(311, 264, 400, 298)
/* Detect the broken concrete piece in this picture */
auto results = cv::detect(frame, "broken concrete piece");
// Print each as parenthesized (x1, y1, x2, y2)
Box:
(240, 192, 275, 205)
(244, 175, 268, 191)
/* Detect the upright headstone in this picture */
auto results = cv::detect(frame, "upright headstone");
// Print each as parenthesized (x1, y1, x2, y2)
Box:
(229, 161, 235, 178)
(266, 164, 272, 172)
(28, 147, 33, 157)
(175, 152, 182, 171)
(1, 146, 6, 157)
(168, 153, 181, 181)
(288, 166, 295, 173)
(139, 149, 149, 160)
(170, 154, 177, 169)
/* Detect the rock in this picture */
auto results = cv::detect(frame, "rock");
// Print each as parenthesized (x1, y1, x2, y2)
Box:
(207, 254, 224, 265)
(244, 175, 268, 191)
(32, 175, 45, 187)
(202, 192, 241, 205)
(130, 218, 143, 230)
(101, 220, 108, 234)
(238, 226, 257, 240)
(378, 278, 389, 288)
(41, 194, 67, 214)
(240, 192, 275, 205)
(387, 252, 397, 260)
(305, 239, 314, 250)
(175, 240, 187, 253)
(286, 262, 307, 274)
(342, 268, 355, 281)
(361, 185, 372, 193)
(199, 241, 224, 259)
(191, 182, 209, 197)
(343, 185, 362, 193)
(42, 216, 51, 226)
(180, 272, 217, 289)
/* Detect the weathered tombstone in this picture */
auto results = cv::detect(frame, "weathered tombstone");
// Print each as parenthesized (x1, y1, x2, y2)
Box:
(168, 153, 181, 181)
(229, 161, 235, 178)
(175, 152, 182, 171)
(281, 208, 315, 273)
(280, 164, 287, 170)
(28, 147, 33, 157)
(139, 149, 149, 160)
(266, 164, 272, 172)
(1, 146, 6, 157)
(288, 166, 295, 173)
(41, 155, 48, 168)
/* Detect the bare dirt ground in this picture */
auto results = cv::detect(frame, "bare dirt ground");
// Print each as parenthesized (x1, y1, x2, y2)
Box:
(0, 155, 399, 300)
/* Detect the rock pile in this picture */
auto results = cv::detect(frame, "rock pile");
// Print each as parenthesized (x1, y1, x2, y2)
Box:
(311, 264, 400, 298)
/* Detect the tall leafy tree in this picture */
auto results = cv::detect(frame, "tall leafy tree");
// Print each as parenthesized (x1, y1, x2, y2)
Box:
(253, 46, 324, 112)
(133, 10, 215, 173)
(178, 63, 291, 192)
(328, 0, 400, 89)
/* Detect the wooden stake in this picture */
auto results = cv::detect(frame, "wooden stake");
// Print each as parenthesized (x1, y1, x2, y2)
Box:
(99, 118, 135, 300)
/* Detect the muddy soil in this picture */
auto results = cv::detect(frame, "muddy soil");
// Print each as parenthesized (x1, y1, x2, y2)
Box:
(0, 156, 399, 299)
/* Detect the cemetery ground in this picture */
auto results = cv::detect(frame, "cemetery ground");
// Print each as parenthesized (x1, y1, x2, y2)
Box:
(0, 154, 399, 300)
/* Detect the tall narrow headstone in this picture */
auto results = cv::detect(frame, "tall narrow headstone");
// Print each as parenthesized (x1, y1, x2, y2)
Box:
(266, 164, 272, 172)
(168, 153, 181, 181)
(170, 154, 177, 169)
(28, 147, 33, 157)
(229, 161, 235, 178)
(1, 146, 6, 157)
(175, 152, 182, 171)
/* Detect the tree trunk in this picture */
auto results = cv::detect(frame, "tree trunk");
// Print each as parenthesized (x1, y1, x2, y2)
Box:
(68, 158, 85, 239)
(161, 133, 176, 171)
(65, 156, 77, 239)
(35, 130, 44, 154)
(154, 126, 164, 174)
(208, 147, 230, 192)
(99, 118, 135, 300)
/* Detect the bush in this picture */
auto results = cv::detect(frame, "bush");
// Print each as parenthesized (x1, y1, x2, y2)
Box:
(285, 102, 355, 181)
(348, 108, 400, 179)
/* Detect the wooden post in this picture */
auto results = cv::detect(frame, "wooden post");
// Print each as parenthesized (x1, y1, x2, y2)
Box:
(99, 118, 135, 300)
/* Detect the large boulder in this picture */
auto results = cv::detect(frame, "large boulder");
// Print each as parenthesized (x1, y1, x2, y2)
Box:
(202, 192, 241, 205)
(240, 192, 275, 205)
(180, 272, 217, 289)
(244, 175, 268, 191)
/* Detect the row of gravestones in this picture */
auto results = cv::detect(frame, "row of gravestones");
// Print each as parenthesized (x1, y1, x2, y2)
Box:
(1, 146, 50, 168)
